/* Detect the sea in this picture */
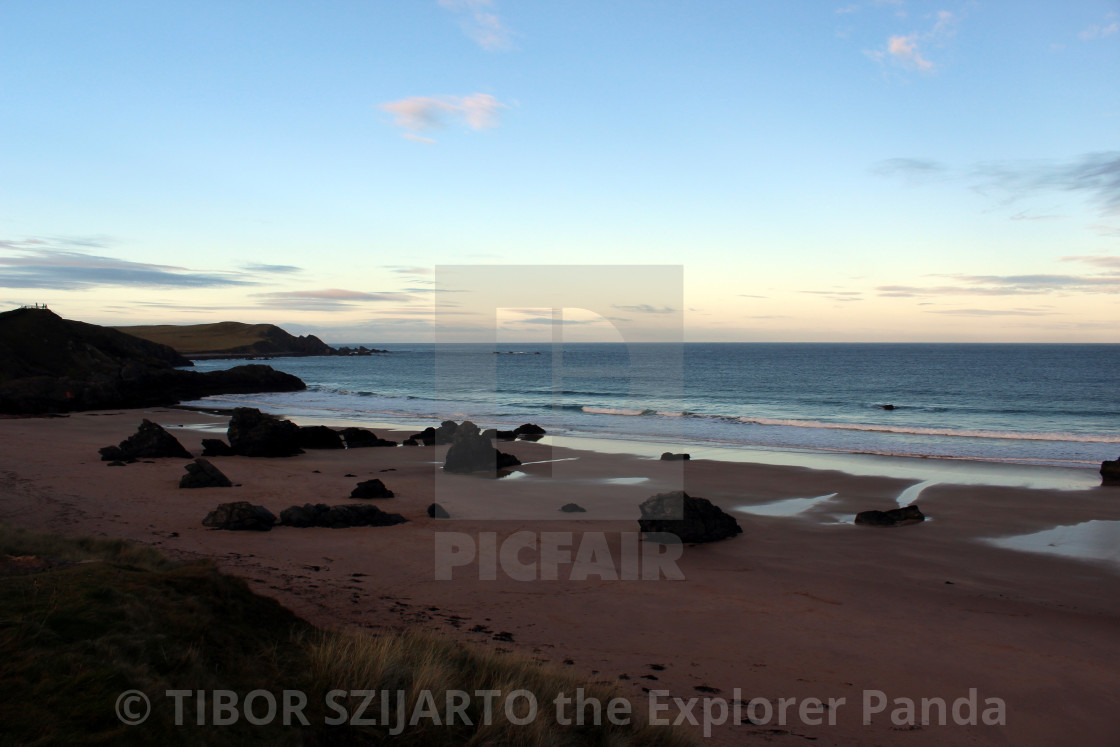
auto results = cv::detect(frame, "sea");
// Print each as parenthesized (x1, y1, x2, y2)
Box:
(181, 343, 1120, 470)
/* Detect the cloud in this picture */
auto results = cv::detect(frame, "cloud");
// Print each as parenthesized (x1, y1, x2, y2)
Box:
(875, 152, 1120, 216)
(866, 9, 958, 72)
(381, 93, 506, 141)
(923, 308, 1059, 317)
(438, 0, 514, 51)
(386, 266, 435, 275)
(877, 268, 1120, 298)
(1079, 20, 1118, 40)
(610, 304, 677, 314)
(1061, 255, 1120, 269)
(253, 288, 414, 311)
(0, 243, 257, 290)
(243, 263, 302, 274)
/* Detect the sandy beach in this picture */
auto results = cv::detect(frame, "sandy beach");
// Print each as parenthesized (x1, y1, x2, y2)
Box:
(1, 407, 1118, 745)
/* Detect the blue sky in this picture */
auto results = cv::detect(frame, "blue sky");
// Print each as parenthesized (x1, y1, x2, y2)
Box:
(1, 0, 1117, 341)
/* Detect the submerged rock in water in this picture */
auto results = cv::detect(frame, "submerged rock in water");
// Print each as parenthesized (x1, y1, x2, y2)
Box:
(99, 419, 192, 461)
(638, 491, 742, 544)
(855, 504, 926, 527)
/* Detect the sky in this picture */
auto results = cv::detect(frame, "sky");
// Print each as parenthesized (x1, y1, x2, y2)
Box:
(1, 0, 1117, 342)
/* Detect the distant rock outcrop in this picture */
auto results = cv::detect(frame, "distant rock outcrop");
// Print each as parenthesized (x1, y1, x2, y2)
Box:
(113, 321, 337, 359)
(179, 458, 233, 489)
(227, 407, 303, 457)
(202, 501, 276, 531)
(638, 491, 742, 544)
(1101, 457, 1120, 487)
(278, 503, 407, 528)
(660, 452, 690, 461)
(443, 421, 521, 475)
(855, 504, 926, 527)
(99, 419, 193, 461)
(560, 503, 587, 513)
(349, 479, 394, 499)
(0, 308, 306, 414)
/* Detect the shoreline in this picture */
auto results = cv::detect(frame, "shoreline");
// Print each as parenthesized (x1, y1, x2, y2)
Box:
(1, 407, 1118, 745)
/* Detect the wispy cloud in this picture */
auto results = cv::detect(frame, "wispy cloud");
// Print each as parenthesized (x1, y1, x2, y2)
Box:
(243, 263, 302, 274)
(1079, 15, 1118, 40)
(438, 0, 514, 51)
(253, 288, 415, 311)
(877, 265, 1120, 298)
(924, 308, 1059, 317)
(381, 94, 506, 142)
(874, 151, 1120, 216)
(0, 241, 256, 290)
(610, 304, 677, 314)
(865, 9, 958, 72)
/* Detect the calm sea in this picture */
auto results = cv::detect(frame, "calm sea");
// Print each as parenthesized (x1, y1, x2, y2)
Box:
(183, 343, 1120, 467)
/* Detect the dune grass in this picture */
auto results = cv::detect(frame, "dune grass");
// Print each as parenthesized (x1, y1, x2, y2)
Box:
(0, 523, 697, 746)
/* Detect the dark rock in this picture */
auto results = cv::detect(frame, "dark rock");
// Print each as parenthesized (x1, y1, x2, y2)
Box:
(179, 458, 233, 489)
(560, 503, 586, 513)
(514, 423, 546, 436)
(638, 490, 743, 544)
(339, 427, 397, 448)
(660, 452, 691, 461)
(428, 503, 450, 519)
(202, 501, 276, 531)
(443, 421, 522, 475)
(879, 404, 897, 411)
(1101, 457, 1120, 487)
(227, 407, 303, 457)
(855, 504, 926, 527)
(201, 438, 236, 456)
(495, 430, 517, 440)
(99, 419, 192, 461)
(480, 428, 497, 439)
(298, 425, 344, 450)
(402, 436, 420, 446)
(278, 503, 407, 528)
(350, 479, 394, 499)
(435, 420, 459, 445)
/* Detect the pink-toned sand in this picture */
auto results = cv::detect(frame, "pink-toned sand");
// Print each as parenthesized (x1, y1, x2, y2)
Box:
(1, 408, 1118, 745)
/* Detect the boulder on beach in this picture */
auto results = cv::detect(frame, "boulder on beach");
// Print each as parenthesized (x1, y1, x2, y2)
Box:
(201, 438, 236, 457)
(638, 490, 742, 544)
(560, 503, 587, 513)
(350, 478, 394, 499)
(179, 458, 233, 489)
(855, 504, 925, 527)
(660, 452, 690, 461)
(99, 419, 193, 461)
(442, 421, 521, 475)
(1101, 457, 1120, 487)
(428, 503, 450, 519)
(435, 420, 459, 444)
(514, 423, 546, 440)
(339, 427, 396, 448)
(227, 407, 303, 457)
(202, 501, 276, 531)
(298, 425, 344, 450)
(278, 503, 407, 528)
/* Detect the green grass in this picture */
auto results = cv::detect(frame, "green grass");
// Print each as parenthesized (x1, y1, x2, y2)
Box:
(0, 524, 698, 746)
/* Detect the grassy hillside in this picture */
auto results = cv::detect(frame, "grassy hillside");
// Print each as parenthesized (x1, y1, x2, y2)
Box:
(114, 322, 333, 358)
(0, 524, 696, 746)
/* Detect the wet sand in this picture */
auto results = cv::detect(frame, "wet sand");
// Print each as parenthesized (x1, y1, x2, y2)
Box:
(1, 408, 1118, 745)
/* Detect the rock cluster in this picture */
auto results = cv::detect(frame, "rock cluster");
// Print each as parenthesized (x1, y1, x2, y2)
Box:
(442, 421, 521, 475)
(227, 407, 303, 457)
(854, 504, 925, 527)
(638, 491, 742, 544)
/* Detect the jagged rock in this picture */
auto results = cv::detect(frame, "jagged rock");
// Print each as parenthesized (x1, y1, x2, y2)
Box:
(560, 503, 586, 513)
(1101, 457, 1120, 487)
(201, 438, 236, 456)
(435, 420, 459, 444)
(278, 503, 407, 528)
(350, 479, 394, 499)
(339, 427, 396, 448)
(514, 423, 546, 440)
(298, 425, 344, 450)
(227, 407, 302, 457)
(855, 504, 926, 527)
(202, 501, 275, 531)
(660, 452, 690, 461)
(99, 419, 192, 461)
(443, 421, 522, 475)
(428, 503, 450, 519)
(179, 458, 233, 489)
(638, 491, 742, 544)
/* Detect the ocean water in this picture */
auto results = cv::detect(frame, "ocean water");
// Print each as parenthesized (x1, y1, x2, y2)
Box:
(182, 343, 1120, 468)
